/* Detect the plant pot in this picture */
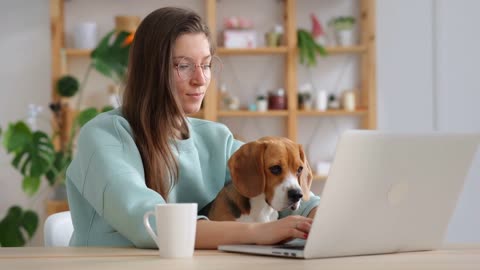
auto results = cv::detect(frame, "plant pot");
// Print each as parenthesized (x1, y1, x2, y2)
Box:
(256, 99, 268, 112)
(336, 29, 355, 47)
(115, 15, 140, 33)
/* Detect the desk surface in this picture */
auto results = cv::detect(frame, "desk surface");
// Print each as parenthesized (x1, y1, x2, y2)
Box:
(1, 245, 480, 270)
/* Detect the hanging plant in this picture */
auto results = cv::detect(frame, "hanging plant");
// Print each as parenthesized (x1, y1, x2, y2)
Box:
(297, 29, 327, 67)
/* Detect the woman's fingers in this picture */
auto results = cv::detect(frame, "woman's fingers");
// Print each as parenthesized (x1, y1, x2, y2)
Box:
(294, 220, 312, 234)
(253, 215, 314, 245)
(287, 216, 312, 240)
(291, 221, 310, 239)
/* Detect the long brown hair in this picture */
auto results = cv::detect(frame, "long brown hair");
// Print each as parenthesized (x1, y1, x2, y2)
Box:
(122, 7, 214, 200)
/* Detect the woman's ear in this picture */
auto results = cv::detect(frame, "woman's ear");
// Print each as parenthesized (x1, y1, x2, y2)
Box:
(298, 144, 313, 201)
(228, 141, 266, 198)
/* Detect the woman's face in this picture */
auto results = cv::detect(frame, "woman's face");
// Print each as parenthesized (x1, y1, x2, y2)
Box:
(173, 33, 211, 115)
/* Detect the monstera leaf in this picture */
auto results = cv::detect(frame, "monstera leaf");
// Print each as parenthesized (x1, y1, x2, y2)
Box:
(45, 151, 71, 186)
(0, 206, 38, 247)
(91, 30, 132, 83)
(76, 106, 114, 129)
(2, 122, 55, 195)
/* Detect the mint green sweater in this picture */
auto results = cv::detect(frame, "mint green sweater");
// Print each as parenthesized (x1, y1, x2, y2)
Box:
(66, 109, 320, 248)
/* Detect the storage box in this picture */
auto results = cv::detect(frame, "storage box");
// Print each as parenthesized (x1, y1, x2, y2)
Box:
(223, 30, 257, 48)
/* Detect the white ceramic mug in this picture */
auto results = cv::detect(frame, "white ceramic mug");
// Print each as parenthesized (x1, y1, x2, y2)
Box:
(143, 203, 197, 258)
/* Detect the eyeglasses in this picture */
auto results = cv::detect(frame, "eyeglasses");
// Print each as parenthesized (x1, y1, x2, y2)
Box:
(174, 56, 222, 81)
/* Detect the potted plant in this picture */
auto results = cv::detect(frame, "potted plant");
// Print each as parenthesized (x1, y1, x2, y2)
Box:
(298, 92, 312, 110)
(256, 94, 268, 112)
(0, 30, 133, 247)
(297, 29, 327, 67)
(330, 16, 356, 46)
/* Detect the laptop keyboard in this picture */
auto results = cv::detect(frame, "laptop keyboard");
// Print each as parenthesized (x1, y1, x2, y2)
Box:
(274, 239, 306, 250)
(274, 244, 305, 250)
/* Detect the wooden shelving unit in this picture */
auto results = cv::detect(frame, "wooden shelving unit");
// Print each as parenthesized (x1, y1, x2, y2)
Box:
(313, 174, 328, 182)
(64, 48, 91, 57)
(217, 47, 288, 55)
(218, 110, 289, 117)
(50, 0, 376, 184)
(297, 109, 368, 117)
(64, 45, 367, 57)
(202, 0, 376, 142)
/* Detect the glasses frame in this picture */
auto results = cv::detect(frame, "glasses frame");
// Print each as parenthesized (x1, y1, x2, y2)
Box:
(173, 56, 222, 81)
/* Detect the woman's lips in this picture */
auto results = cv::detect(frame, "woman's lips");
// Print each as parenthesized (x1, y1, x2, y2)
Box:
(186, 92, 204, 100)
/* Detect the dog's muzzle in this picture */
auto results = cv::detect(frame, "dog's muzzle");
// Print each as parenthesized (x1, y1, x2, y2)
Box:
(288, 189, 303, 204)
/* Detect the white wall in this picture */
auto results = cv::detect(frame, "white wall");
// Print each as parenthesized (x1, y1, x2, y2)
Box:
(0, 0, 51, 246)
(435, 0, 480, 243)
(377, 0, 435, 132)
(377, 0, 480, 243)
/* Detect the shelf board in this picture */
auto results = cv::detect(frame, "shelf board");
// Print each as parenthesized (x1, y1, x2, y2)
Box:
(64, 45, 366, 57)
(217, 47, 288, 55)
(64, 48, 91, 56)
(218, 110, 288, 117)
(297, 108, 368, 116)
(313, 174, 327, 182)
(325, 45, 367, 54)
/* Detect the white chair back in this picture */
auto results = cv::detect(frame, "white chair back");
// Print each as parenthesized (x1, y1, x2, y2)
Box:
(44, 211, 74, 247)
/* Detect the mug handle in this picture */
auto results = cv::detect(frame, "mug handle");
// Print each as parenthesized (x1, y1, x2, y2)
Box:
(143, 211, 161, 247)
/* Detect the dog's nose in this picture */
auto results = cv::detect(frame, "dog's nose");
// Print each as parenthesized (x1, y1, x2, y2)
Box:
(288, 189, 303, 202)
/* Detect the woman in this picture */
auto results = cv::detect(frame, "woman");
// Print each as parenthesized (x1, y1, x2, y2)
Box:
(66, 7, 320, 249)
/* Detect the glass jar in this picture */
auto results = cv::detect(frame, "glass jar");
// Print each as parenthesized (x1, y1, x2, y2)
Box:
(268, 88, 287, 110)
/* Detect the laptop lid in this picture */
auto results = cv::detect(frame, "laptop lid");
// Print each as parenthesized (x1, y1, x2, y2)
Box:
(219, 131, 480, 259)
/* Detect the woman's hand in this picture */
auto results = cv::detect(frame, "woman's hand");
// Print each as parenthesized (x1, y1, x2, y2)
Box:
(250, 215, 313, 245)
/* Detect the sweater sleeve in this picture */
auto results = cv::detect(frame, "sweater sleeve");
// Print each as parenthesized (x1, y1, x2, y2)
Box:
(278, 192, 320, 219)
(67, 115, 164, 248)
(224, 131, 244, 184)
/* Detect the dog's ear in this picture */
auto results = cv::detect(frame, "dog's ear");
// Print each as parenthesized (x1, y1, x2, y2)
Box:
(298, 144, 313, 201)
(228, 141, 266, 198)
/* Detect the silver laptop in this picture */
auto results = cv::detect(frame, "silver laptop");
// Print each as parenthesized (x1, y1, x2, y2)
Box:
(218, 130, 480, 259)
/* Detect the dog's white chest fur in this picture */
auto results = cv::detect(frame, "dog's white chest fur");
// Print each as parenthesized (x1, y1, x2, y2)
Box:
(236, 194, 278, 223)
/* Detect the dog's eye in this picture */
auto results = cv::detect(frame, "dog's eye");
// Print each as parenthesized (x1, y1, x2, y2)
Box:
(297, 166, 303, 176)
(269, 165, 282, 175)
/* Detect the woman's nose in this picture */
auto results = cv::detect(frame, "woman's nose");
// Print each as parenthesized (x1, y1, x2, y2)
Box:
(191, 66, 206, 85)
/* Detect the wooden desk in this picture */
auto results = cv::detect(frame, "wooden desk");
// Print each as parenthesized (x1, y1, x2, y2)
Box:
(0, 246, 479, 270)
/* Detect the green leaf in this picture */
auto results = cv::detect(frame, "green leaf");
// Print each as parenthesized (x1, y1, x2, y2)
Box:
(297, 29, 328, 67)
(305, 35, 316, 66)
(297, 30, 306, 65)
(2, 122, 32, 153)
(22, 176, 41, 196)
(314, 43, 327, 57)
(91, 30, 131, 82)
(56, 75, 80, 97)
(12, 151, 27, 169)
(29, 132, 54, 177)
(102, 105, 114, 113)
(46, 151, 71, 186)
(76, 107, 99, 128)
(3, 122, 55, 191)
(0, 206, 38, 247)
(22, 210, 39, 238)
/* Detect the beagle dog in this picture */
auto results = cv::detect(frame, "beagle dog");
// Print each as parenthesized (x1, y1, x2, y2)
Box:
(205, 136, 313, 223)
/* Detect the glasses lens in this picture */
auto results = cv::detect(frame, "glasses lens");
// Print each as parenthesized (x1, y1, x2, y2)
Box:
(176, 61, 193, 81)
(175, 56, 222, 81)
